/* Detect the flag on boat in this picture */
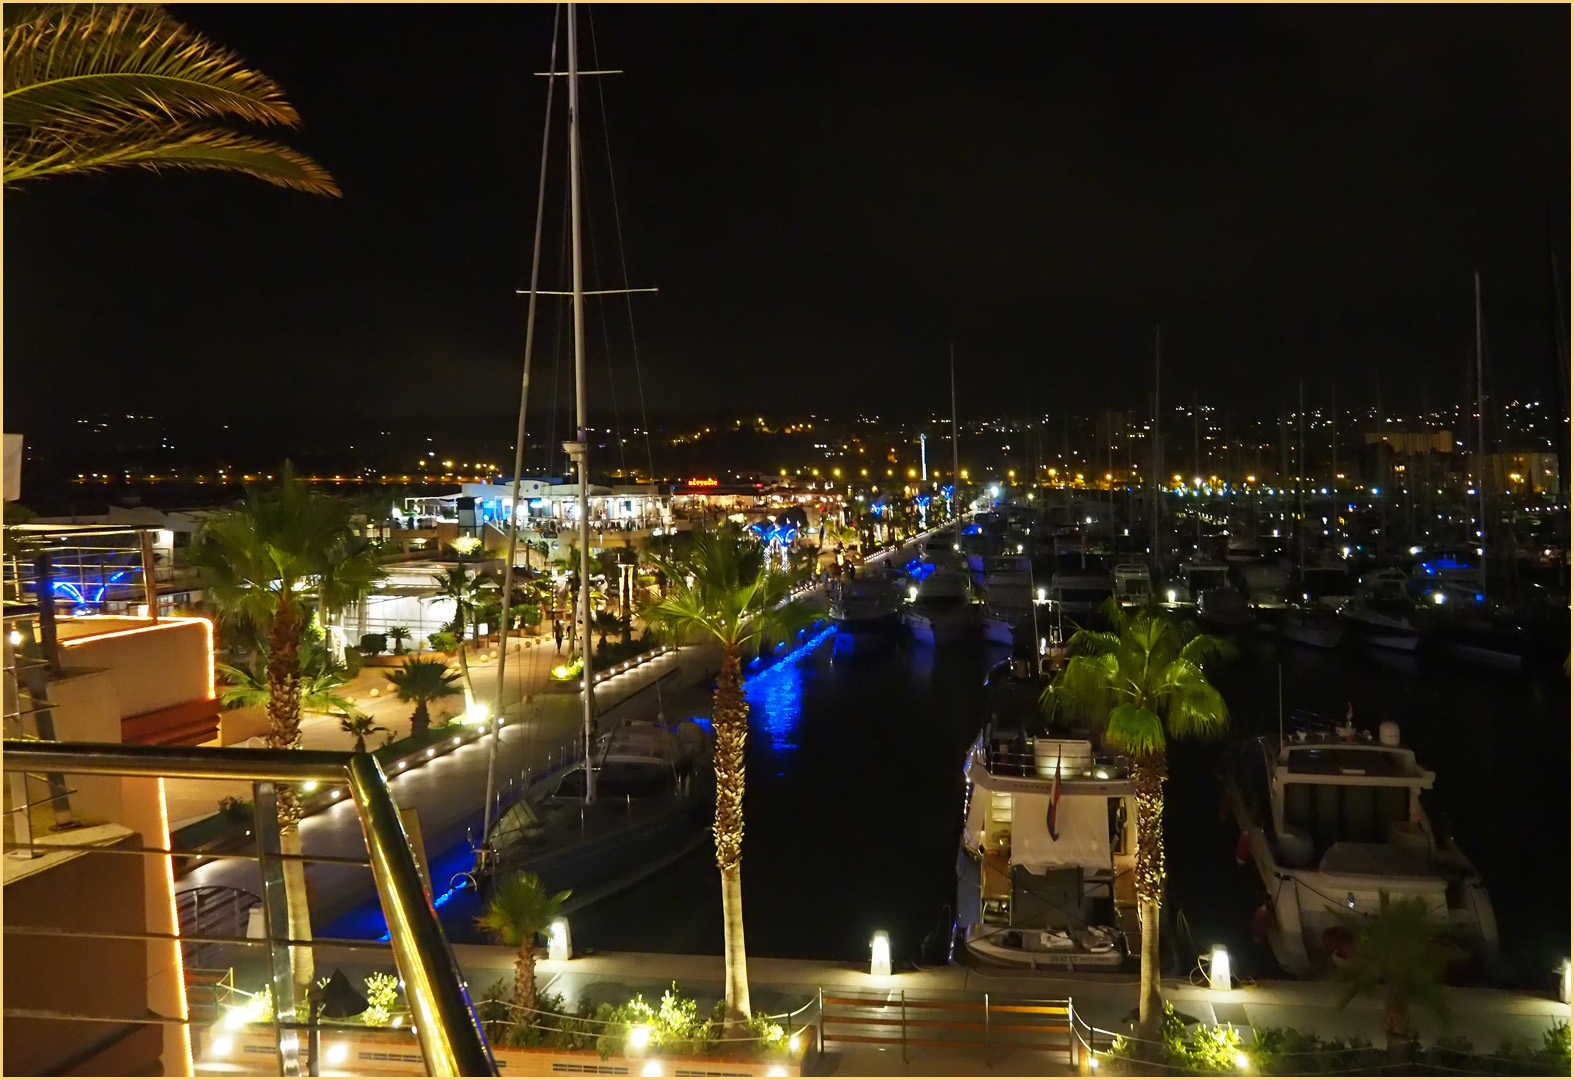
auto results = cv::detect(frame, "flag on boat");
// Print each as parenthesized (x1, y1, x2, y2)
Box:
(1048, 747, 1062, 841)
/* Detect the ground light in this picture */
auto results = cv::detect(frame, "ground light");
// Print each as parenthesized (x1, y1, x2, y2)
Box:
(870, 931, 892, 976)
(628, 1025, 652, 1051)
(641, 1062, 662, 1076)
(549, 917, 572, 961)
(1235, 1052, 1250, 1069)
(1209, 945, 1231, 991)
(467, 702, 490, 725)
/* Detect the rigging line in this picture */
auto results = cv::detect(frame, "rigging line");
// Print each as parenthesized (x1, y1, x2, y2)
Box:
(578, 149, 630, 479)
(588, 8, 657, 483)
(490, 1, 563, 846)
(545, 166, 573, 479)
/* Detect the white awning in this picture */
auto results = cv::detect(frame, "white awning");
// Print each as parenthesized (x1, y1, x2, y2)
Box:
(1011, 792, 1110, 874)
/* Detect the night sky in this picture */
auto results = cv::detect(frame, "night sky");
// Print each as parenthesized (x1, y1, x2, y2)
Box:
(5, 4, 1568, 438)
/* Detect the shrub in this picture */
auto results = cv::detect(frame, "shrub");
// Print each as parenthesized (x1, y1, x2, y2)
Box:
(342, 645, 363, 676)
(513, 603, 542, 629)
(362, 972, 401, 1026)
(427, 631, 458, 653)
(359, 633, 388, 656)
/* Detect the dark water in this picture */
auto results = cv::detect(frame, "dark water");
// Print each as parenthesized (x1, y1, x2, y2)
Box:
(542, 623, 1570, 991)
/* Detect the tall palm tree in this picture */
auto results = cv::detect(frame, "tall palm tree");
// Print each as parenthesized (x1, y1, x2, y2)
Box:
(474, 871, 570, 1018)
(1333, 890, 1452, 1061)
(1040, 601, 1231, 1038)
(384, 658, 462, 742)
(3, 4, 339, 193)
(428, 565, 488, 709)
(186, 463, 382, 1003)
(643, 525, 815, 1023)
(338, 710, 388, 754)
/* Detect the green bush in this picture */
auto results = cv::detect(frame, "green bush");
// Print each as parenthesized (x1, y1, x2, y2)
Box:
(491, 983, 786, 1060)
(342, 646, 363, 676)
(359, 633, 387, 656)
(513, 603, 542, 629)
(427, 631, 458, 653)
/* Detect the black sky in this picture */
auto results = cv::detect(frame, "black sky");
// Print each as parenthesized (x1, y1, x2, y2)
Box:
(5, 3, 1569, 435)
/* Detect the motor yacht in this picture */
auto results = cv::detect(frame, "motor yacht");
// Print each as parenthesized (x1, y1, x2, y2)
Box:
(1226, 714, 1501, 979)
(1339, 569, 1432, 652)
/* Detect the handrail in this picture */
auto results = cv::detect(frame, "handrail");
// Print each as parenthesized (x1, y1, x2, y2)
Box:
(1, 740, 497, 1077)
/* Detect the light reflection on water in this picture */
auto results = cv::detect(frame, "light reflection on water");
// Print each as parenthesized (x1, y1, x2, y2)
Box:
(745, 625, 836, 761)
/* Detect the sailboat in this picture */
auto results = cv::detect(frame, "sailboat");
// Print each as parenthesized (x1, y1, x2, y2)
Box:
(904, 345, 979, 645)
(469, 2, 714, 899)
(1279, 382, 1344, 649)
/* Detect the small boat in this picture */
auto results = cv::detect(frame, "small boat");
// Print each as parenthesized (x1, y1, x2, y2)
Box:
(475, 718, 713, 902)
(1226, 713, 1501, 979)
(956, 726, 1135, 971)
(1278, 603, 1345, 649)
(1340, 569, 1432, 652)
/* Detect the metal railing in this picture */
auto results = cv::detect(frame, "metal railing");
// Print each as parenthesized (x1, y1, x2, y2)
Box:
(2, 740, 497, 1077)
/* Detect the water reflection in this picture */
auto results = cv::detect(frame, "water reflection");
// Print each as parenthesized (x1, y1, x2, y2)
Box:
(745, 625, 835, 759)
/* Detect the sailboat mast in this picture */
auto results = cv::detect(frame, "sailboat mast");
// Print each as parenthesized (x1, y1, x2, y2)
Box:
(1297, 380, 1306, 572)
(1474, 270, 1487, 592)
(950, 344, 961, 544)
(1151, 325, 1161, 562)
(486, 7, 562, 842)
(568, 1, 597, 803)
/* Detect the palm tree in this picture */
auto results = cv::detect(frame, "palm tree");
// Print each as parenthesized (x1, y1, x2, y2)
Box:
(428, 565, 489, 709)
(1333, 890, 1452, 1061)
(186, 463, 382, 1003)
(591, 610, 621, 652)
(384, 659, 462, 743)
(475, 871, 570, 1019)
(1040, 601, 1231, 1038)
(643, 525, 815, 1023)
(387, 625, 412, 655)
(3, 4, 338, 194)
(338, 710, 388, 754)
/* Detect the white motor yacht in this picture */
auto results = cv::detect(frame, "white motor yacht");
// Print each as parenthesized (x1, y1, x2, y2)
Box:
(903, 566, 978, 645)
(1340, 569, 1433, 652)
(1111, 563, 1154, 608)
(956, 729, 1136, 970)
(1227, 716, 1500, 979)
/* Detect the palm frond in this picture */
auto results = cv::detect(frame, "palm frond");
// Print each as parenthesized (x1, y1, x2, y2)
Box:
(4, 4, 338, 194)
(1179, 630, 1236, 667)
(1156, 659, 1230, 742)
(1067, 627, 1121, 657)
(1053, 652, 1120, 725)
(1105, 702, 1166, 757)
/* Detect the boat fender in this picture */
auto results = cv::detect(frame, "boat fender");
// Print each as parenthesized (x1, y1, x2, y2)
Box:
(1234, 832, 1251, 866)
(1250, 904, 1272, 943)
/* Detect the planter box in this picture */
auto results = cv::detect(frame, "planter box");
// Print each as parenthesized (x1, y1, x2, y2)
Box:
(198, 1023, 810, 1078)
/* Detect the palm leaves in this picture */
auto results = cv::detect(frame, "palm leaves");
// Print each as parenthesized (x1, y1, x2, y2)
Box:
(4, 4, 339, 193)
(475, 871, 570, 1016)
(383, 658, 461, 741)
(338, 711, 388, 754)
(1333, 891, 1452, 1048)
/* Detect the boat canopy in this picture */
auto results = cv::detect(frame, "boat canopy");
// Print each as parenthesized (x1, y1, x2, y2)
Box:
(1011, 791, 1110, 874)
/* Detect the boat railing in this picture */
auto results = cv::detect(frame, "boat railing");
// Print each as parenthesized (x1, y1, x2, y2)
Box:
(2, 740, 497, 1077)
(972, 742, 1128, 781)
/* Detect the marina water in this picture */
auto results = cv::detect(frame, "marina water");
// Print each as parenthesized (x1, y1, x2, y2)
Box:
(510, 626, 1570, 991)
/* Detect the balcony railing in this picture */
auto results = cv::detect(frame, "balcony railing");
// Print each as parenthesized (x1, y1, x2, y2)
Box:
(2, 741, 497, 1077)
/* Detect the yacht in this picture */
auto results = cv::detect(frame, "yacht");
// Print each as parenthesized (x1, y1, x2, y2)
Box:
(1111, 563, 1154, 608)
(475, 718, 713, 903)
(1226, 715, 1501, 979)
(1339, 569, 1432, 652)
(903, 566, 978, 645)
(973, 554, 1034, 604)
(829, 575, 901, 656)
(1278, 603, 1344, 649)
(956, 725, 1136, 970)
(1049, 553, 1112, 619)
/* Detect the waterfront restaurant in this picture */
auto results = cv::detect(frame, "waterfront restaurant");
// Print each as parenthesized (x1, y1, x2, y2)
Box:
(400, 480, 670, 536)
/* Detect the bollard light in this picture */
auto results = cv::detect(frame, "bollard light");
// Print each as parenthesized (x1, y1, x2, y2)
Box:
(1209, 945, 1232, 991)
(326, 1042, 350, 1067)
(209, 1033, 234, 1058)
(1088, 1054, 1100, 1070)
(788, 1034, 801, 1054)
(548, 917, 571, 961)
(1234, 1051, 1250, 1070)
(467, 702, 490, 725)
(870, 931, 892, 977)
(628, 1025, 652, 1052)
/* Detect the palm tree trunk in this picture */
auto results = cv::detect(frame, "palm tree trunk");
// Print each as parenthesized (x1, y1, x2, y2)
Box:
(265, 598, 314, 1003)
(455, 626, 476, 712)
(512, 946, 538, 1018)
(1133, 753, 1167, 1040)
(412, 700, 431, 743)
(712, 642, 751, 1022)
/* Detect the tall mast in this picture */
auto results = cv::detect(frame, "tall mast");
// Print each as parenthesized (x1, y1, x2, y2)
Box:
(568, 1, 596, 803)
(1193, 394, 1202, 552)
(1151, 326, 1161, 562)
(1375, 372, 1385, 558)
(950, 344, 961, 544)
(1297, 379, 1306, 572)
(1474, 270, 1487, 591)
(486, 6, 561, 842)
